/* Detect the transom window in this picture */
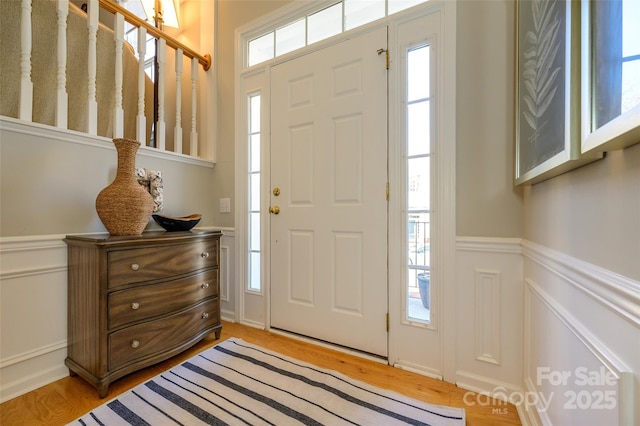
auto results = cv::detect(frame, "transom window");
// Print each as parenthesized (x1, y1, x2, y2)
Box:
(248, 0, 428, 66)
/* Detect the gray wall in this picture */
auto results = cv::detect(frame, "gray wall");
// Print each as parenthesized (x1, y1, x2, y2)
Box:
(212, 0, 293, 228)
(456, 0, 524, 237)
(524, 144, 640, 281)
(0, 128, 216, 237)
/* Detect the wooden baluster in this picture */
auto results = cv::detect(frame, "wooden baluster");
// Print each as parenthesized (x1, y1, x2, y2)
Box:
(86, 0, 98, 135)
(19, 0, 33, 121)
(190, 58, 198, 157)
(174, 48, 183, 154)
(55, 0, 68, 128)
(156, 38, 166, 150)
(113, 13, 124, 138)
(136, 27, 147, 144)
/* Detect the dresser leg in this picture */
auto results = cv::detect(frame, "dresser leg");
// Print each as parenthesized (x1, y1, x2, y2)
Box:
(97, 383, 110, 399)
(68, 369, 77, 377)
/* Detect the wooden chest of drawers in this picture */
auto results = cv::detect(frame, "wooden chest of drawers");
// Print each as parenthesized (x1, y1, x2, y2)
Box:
(64, 230, 222, 398)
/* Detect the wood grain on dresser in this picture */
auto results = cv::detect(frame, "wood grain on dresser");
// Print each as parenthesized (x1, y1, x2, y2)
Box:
(64, 230, 223, 398)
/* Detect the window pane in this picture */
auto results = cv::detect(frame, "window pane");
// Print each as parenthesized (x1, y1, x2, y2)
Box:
(408, 213, 430, 268)
(407, 268, 430, 321)
(250, 252, 261, 290)
(250, 135, 260, 172)
(249, 32, 274, 66)
(250, 95, 261, 132)
(622, 60, 640, 114)
(622, 0, 640, 57)
(408, 46, 430, 101)
(250, 174, 260, 211)
(408, 157, 430, 211)
(344, 0, 384, 30)
(308, 3, 343, 44)
(276, 19, 306, 56)
(145, 37, 156, 62)
(250, 212, 260, 249)
(407, 211, 430, 322)
(408, 101, 430, 156)
(388, 0, 426, 15)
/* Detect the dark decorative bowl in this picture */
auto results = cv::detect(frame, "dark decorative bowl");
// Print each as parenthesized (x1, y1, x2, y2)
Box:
(152, 214, 202, 232)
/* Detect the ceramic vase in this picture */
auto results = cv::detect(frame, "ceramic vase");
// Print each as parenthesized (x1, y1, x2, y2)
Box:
(95, 138, 155, 235)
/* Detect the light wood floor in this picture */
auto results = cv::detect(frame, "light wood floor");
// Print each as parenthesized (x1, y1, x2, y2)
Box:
(1, 321, 521, 425)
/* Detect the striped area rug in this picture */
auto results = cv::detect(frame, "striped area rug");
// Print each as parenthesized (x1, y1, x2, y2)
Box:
(70, 337, 465, 425)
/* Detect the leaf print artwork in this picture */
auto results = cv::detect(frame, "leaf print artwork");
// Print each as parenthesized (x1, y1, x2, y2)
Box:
(517, 0, 566, 175)
(522, 0, 562, 143)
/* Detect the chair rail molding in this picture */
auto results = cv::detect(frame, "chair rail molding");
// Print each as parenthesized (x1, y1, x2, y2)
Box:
(522, 239, 640, 327)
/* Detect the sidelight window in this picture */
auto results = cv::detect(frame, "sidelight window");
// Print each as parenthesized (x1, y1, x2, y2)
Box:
(405, 45, 431, 323)
(248, 94, 261, 292)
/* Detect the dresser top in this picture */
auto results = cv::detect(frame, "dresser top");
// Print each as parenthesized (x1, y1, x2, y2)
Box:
(64, 230, 223, 246)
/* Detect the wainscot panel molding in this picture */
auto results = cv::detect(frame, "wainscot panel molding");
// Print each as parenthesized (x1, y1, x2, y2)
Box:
(521, 240, 638, 426)
(455, 237, 524, 401)
(0, 234, 69, 403)
(204, 227, 236, 322)
(0, 228, 236, 403)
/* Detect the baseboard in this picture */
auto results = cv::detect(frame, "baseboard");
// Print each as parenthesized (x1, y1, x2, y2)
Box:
(220, 310, 236, 322)
(454, 369, 521, 399)
(0, 346, 68, 403)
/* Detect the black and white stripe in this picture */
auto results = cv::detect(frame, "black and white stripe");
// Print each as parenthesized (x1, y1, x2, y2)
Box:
(69, 338, 465, 426)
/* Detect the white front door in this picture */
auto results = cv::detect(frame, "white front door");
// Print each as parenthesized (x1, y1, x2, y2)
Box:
(269, 27, 388, 357)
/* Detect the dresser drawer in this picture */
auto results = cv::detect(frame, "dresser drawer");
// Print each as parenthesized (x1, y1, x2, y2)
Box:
(108, 239, 219, 288)
(108, 298, 219, 371)
(108, 270, 218, 330)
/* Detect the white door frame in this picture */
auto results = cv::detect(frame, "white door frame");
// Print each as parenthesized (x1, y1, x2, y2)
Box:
(387, 4, 456, 380)
(235, 0, 456, 380)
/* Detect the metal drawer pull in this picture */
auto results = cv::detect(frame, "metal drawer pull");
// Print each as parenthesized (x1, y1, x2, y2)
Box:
(201, 312, 209, 319)
(131, 340, 140, 349)
(201, 282, 210, 289)
(131, 302, 140, 310)
(201, 252, 209, 258)
(130, 263, 140, 271)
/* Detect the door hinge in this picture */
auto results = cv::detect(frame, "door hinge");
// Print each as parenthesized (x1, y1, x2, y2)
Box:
(377, 48, 389, 69)
(386, 313, 389, 332)
(386, 182, 389, 200)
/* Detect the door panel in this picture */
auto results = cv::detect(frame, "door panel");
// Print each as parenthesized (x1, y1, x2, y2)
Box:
(270, 27, 388, 357)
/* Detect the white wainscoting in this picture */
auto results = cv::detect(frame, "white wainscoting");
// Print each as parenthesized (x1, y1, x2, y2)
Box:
(0, 229, 236, 403)
(455, 237, 524, 400)
(0, 235, 69, 403)
(216, 228, 236, 322)
(520, 240, 638, 426)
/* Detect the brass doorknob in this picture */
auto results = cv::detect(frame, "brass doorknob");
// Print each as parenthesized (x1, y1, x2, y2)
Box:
(269, 206, 280, 215)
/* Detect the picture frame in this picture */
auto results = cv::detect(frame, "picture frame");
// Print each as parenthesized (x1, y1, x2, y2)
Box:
(515, 0, 600, 185)
(580, 0, 640, 154)
(136, 168, 164, 212)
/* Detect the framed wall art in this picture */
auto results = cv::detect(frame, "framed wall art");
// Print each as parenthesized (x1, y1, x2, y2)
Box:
(515, 0, 601, 185)
(580, 0, 640, 154)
